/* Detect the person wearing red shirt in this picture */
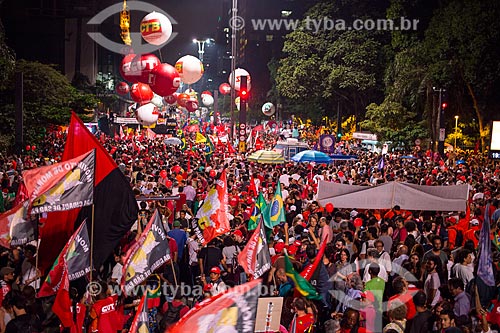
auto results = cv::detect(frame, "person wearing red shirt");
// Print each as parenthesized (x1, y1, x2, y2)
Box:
(289, 297, 315, 333)
(388, 277, 417, 320)
(89, 281, 122, 333)
(0, 267, 15, 307)
(337, 308, 369, 333)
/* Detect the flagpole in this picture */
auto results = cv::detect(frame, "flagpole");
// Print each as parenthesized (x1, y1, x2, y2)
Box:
(90, 203, 95, 283)
(170, 259, 178, 287)
(89, 148, 97, 283)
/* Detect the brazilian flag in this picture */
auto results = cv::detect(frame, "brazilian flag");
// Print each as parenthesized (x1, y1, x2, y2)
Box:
(248, 192, 267, 230)
(205, 135, 215, 162)
(284, 252, 321, 300)
(263, 180, 286, 228)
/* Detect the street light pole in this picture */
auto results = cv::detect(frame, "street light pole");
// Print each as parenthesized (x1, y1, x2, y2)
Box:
(454, 115, 459, 150)
(230, 0, 238, 142)
(433, 87, 446, 156)
(192, 38, 211, 62)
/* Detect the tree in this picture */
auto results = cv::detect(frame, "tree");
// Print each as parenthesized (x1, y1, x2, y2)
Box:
(0, 60, 98, 149)
(276, 1, 387, 123)
(360, 101, 428, 147)
(424, 0, 500, 150)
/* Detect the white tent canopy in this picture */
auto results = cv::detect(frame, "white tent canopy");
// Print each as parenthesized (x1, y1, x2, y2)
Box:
(317, 181, 469, 211)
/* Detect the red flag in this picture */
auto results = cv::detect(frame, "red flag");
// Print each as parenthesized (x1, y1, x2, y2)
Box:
(38, 221, 89, 297)
(237, 219, 271, 279)
(120, 125, 125, 140)
(227, 141, 236, 155)
(38, 112, 138, 274)
(22, 151, 94, 206)
(52, 267, 72, 327)
(129, 294, 148, 333)
(168, 279, 261, 333)
(0, 201, 33, 249)
(300, 239, 327, 280)
(248, 176, 257, 197)
(13, 181, 29, 207)
(146, 128, 157, 140)
(194, 170, 230, 245)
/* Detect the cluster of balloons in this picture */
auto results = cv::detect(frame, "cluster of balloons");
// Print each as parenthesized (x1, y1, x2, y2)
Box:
(115, 12, 209, 125)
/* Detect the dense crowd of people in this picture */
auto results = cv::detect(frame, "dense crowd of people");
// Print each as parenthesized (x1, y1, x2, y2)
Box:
(0, 123, 499, 333)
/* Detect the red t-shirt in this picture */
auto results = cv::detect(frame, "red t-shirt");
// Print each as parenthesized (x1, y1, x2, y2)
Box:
(91, 295, 122, 332)
(289, 313, 315, 333)
(388, 292, 416, 320)
(0, 280, 10, 307)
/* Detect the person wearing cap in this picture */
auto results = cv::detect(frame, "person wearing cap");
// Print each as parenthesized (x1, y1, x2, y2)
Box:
(0, 267, 16, 306)
(200, 267, 226, 296)
(168, 220, 187, 263)
(463, 218, 480, 248)
(360, 291, 377, 333)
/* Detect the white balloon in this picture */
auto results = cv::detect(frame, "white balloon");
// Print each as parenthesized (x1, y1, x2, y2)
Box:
(140, 12, 173, 46)
(175, 55, 204, 84)
(136, 103, 159, 126)
(262, 102, 275, 116)
(202, 95, 214, 107)
(151, 94, 164, 108)
(228, 68, 251, 91)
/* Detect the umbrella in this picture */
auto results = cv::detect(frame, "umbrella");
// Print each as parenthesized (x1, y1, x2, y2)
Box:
(291, 150, 332, 163)
(247, 150, 284, 164)
(164, 137, 182, 145)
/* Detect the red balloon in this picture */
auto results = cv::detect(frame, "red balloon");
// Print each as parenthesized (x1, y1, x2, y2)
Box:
(219, 83, 231, 95)
(159, 170, 167, 179)
(116, 82, 130, 95)
(163, 94, 177, 105)
(177, 93, 190, 107)
(325, 203, 334, 213)
(338, 171, 344, 178)
(172, 165, 181, 174)
(353, 218, 363, 228)
(209, 169, 216, 178)
(165, 179, 173, 188)
(26, 145, 31, 151)
(149, 63, 181, 97)
(130, 83, 154, 104)
(119, 53, 160, 84)
(185, 99, 199, 112)
(31, 145, 36, 151)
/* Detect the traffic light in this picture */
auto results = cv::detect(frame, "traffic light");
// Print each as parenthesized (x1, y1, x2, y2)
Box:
(239, 88, 249, 101)
(337, 132, 342, 139)
(441, 102, 448, 110)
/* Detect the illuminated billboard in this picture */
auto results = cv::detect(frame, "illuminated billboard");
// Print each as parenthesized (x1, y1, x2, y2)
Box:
(490, 121, 500, 159)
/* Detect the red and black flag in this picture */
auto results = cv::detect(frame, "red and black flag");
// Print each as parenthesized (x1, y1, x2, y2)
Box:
(168, 279, 261, 333)
(0, 200, 37, 248)
(38, 221, 90, 297)
(237, 218, 271, 279)
(129, 294, 148, 333)
(121, 209, 171, 295)
(23, 150, 95, 214)
(37, 113, 138, 273)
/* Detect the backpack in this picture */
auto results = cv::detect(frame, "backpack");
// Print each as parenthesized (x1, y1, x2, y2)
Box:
(158, 302, 183, 330)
